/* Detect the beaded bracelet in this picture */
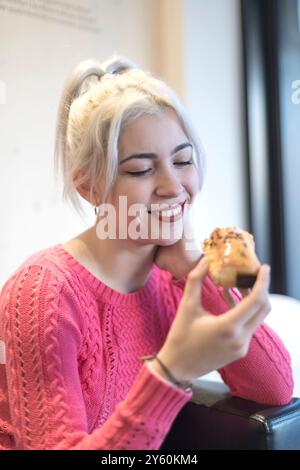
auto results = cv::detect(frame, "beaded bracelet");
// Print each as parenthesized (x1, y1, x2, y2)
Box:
(140, 354, 192, 392)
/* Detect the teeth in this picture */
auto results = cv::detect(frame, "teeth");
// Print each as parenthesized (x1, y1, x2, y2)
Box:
(160, 206, 181, 217)
(148, 202, 185, 217)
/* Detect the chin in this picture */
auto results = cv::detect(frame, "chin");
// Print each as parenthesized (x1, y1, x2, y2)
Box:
(132, 235, 180, 247)
(154, 236, 181, 246)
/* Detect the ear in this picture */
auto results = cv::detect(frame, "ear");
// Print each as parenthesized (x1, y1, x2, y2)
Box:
(73, 171, 99, 205)
(76, 184, 93, 204)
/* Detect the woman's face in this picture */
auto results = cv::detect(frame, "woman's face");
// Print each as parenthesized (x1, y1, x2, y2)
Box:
(102, 107, 200, 246)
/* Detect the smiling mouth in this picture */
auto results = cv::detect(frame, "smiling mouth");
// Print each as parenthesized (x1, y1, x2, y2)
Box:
(147, 200, 187, 221)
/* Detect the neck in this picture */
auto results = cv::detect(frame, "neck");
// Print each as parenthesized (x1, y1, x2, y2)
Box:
(74, 226, 157, 294)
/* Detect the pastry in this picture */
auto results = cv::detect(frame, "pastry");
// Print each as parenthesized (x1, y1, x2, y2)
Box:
(203, 227, 261, 288)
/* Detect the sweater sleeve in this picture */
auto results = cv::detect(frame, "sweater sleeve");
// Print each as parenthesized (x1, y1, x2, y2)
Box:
(2, 265, 191, 450)
(170, 274, 294, 406)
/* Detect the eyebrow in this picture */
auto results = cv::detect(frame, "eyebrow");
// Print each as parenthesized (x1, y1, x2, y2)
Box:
(119, 142, 192, 165)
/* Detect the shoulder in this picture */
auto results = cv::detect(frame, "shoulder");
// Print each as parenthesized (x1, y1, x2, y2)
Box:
(0, 245, 88, 327)
(1, 244, 87, 297)
(0, 246, 91, 351)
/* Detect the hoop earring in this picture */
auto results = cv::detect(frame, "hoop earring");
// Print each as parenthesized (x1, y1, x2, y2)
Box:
(94, 205, 100, 217)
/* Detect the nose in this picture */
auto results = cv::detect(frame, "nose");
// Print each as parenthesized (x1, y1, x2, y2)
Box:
(154, 167, 185, 198)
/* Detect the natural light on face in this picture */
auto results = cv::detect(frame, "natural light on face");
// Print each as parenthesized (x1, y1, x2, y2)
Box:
(96, 107, 200, 246)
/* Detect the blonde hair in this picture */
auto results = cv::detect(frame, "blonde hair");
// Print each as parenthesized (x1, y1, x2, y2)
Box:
(54, 55, 206, 217)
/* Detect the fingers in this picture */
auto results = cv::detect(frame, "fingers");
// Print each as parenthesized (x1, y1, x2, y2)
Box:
(238, 288, 251, 298)
(250, 264, 271, 298)
(222, 288, 238, 308)
(227, 265, 271, 326)
(221, 287, 248, 308)
(183, 256, 209, 304)
(245, 298, 272, 331)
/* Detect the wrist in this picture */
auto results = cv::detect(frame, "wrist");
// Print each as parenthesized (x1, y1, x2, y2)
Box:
(141, 353, 192, 391)
(157, 346, 193, 384)
(157, 348, 187, 382)
(147, 358, 173, 384)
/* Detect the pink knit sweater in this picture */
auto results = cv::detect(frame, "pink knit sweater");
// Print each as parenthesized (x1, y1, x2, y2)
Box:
(0, 244, 294, 450)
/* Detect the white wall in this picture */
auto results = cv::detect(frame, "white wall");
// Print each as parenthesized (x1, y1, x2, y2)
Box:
(0, 0, 246, 287)
(0, 0, 159, 287)
(156, 0, 247, 246)
(183, 0, 247, 245)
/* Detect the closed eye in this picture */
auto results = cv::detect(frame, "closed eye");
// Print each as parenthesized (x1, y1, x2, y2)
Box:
(125, 169, 152, 176)
(174, 160, 193, 166)
(125, 160, 193, 177)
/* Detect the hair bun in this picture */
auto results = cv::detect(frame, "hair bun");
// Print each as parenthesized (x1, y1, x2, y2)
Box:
(103, 55, 139, 75)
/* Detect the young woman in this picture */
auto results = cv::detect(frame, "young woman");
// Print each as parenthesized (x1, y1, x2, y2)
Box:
(0, 56, 293, 450)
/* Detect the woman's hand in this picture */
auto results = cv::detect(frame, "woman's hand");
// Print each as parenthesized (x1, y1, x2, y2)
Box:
(153, 212, 202, 279)
(156, 257, 271, 382)
(153, 238, 202, 280)
(221, 287, 251, 308)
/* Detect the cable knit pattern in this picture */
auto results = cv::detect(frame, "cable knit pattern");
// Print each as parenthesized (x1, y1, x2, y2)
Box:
(0, 244, 294, 450)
